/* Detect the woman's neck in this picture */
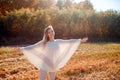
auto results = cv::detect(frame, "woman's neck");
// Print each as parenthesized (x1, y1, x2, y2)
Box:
(49, 38, 54, 42)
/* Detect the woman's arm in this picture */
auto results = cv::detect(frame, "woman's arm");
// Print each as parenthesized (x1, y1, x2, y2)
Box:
(81, 37, 88, 43)
(16, 40, 44, 52)
(57, 37, 88, 44)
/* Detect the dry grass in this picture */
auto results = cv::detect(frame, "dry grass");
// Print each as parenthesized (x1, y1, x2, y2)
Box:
(0, 43, 120, 80)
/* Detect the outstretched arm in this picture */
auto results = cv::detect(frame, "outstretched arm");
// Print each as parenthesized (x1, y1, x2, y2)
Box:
(81, 37, 88, 43)
(15, 40, 44, 52)
(57, 37, 88, 44)
(16, 46, 21, 52)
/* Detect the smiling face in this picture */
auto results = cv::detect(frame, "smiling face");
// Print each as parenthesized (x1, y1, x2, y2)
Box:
(43, 26, 55, 42)
(46, 28, 55, 40)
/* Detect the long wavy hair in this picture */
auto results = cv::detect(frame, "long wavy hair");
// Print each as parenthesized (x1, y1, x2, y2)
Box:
(42, 25, 55, 44)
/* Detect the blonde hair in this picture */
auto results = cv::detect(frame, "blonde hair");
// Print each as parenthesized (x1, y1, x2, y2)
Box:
(42, 25, 54, 44)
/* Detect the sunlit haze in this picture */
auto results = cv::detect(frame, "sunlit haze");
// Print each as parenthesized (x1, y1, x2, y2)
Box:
(73, 0, 120, 11)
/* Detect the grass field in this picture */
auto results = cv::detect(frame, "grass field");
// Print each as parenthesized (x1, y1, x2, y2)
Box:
(0, 43, 120, 80)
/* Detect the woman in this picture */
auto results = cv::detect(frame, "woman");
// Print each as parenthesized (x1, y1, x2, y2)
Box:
(17, 25, 88, 80)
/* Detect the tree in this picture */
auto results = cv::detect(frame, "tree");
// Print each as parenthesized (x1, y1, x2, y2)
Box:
(36, 0, 55, 9)
(77, 0, 94, 11)
(64, 0, 72, 8)
(56, 0, 64, 10)
(0, 0, 39, 15)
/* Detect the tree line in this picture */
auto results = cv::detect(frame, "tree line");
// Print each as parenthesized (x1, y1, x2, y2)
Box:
(0, 0, 120, 45)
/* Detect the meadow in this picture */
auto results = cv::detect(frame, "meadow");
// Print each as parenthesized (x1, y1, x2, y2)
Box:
(0, 43, 120, 80)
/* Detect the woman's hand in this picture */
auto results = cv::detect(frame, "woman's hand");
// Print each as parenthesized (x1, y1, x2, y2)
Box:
(81, 37, 88, 43)
(16, 46, 21, 52)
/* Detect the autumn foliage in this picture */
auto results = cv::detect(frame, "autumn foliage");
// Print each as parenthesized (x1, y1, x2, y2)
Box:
(0, 0, 120, 45)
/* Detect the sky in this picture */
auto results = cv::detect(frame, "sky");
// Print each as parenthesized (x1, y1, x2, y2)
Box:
(73, 0, 120, 12)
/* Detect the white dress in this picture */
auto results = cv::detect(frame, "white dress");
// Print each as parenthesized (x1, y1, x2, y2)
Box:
(20, 39, 81, 72)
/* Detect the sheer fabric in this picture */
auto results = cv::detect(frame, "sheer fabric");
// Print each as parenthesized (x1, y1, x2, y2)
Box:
(20, 39, 81, 72)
